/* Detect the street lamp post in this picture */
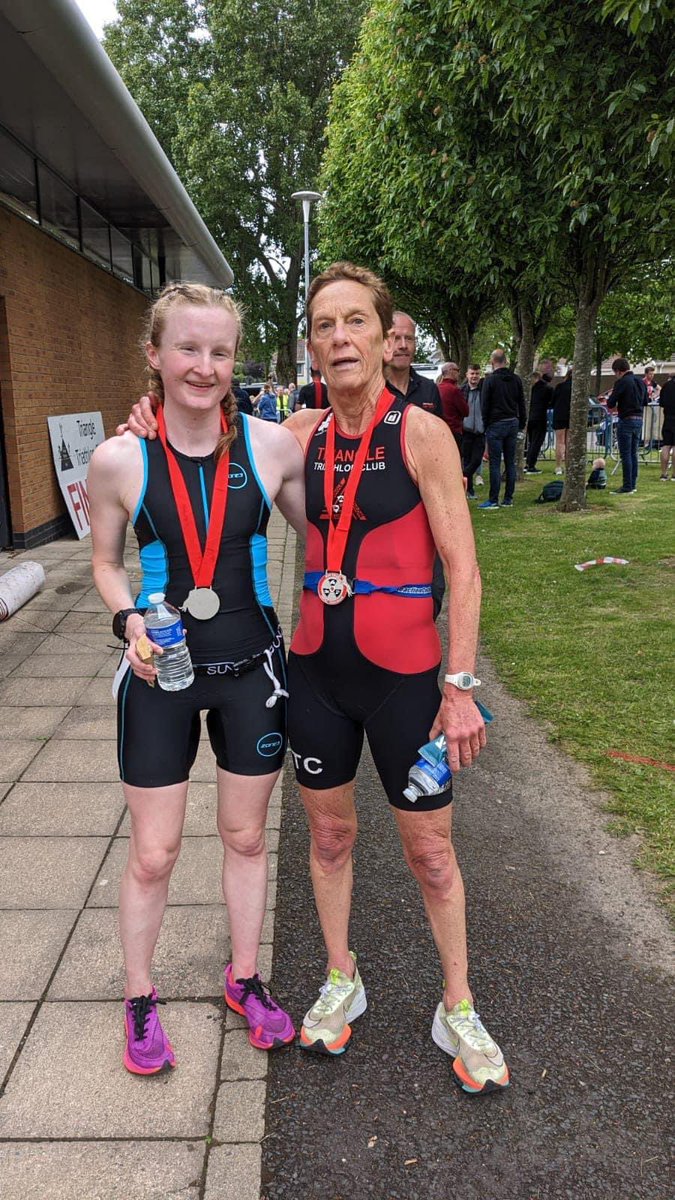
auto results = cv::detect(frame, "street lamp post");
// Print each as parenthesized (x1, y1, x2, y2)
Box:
(291, 190, 322, 384)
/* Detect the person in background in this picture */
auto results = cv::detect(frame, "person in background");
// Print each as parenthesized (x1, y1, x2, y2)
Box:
(525, 369, 554, 474)
(479, 349, 526, 509)
(552, 368, 572, 474)
(642, 365, 660, 403)
(461, 365, 485, 499)
(658, 372, 675, 480)
(277, 385, 290, 422)
(232, 377, 253, 416)
(607, 357, 645, 494)
(286, 379, 299, 413)
(438, 362, 469, 455)
(296, 366, 329, 410)
(384, 311, 443, 416)
(254, 381, 279, 422)
(586, 457, 607, 489)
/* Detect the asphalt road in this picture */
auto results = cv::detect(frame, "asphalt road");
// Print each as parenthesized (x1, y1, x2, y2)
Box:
(262, 587, 673, 1199)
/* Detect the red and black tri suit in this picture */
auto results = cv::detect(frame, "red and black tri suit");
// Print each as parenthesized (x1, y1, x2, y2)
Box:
(287, 391, 452, 811)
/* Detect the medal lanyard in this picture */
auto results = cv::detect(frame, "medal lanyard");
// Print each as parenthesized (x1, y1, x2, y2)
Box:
(323, 386, 392, 572)
(156, 404, 230, 588)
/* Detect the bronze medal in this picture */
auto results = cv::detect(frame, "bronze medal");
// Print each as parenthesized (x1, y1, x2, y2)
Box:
(317, 571, 352, 605)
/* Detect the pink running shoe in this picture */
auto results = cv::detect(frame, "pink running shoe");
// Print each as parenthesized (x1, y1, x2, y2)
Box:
(224, 964, 296, 1050)
(123, 987, 176, 1075)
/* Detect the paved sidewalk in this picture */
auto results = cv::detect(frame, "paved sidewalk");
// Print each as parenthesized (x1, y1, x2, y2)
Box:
(0, 509, 297, 1200)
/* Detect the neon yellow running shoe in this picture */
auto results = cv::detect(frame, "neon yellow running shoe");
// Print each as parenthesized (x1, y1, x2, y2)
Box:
(432, 998, 510, 1095)
(300, 951, 367, 1056)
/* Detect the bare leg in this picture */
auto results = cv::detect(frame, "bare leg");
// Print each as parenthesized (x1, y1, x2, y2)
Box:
(217, 766, 279, 979)
(300, 781, 358, 979)
(660, 443, 672, 477)
(394, 806, 471, 1010)
(119, 782, 188, 998)
(555, 429, 567, 470)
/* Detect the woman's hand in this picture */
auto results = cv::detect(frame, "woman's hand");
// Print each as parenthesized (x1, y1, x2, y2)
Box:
(124, 614, 160, 684)
(115, 393, 160, 439)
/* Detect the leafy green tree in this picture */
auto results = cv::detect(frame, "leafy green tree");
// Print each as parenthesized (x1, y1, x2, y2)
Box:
(445, 0, 674, 509)
(105, 0, 366, 377)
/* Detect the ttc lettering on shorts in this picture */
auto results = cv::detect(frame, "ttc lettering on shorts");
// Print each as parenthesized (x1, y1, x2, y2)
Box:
(290, 749, 323, 775)
(257, 732, 284, 757)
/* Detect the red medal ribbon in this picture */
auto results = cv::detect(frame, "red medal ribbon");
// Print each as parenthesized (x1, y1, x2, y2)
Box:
(155, 404, 230, 588)
(323, 386, 393, 573)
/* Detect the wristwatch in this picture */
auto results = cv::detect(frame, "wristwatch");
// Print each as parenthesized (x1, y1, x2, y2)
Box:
(444, 671, 481, 690)
(112, 608, 140, 641)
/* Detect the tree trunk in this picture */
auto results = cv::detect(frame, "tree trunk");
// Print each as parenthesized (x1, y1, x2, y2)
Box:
(595, 338, 603, 396)
(559, 300, 598, 512)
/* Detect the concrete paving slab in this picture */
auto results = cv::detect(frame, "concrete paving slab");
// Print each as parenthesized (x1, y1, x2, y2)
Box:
(37, 632, 115, 656)
(120, 782, 218, 836)
(213, 1080, 265, 1142)
(0, 837, 108, 908)
(11, 653, 107, 677)
(50, 905, 231, 1000)
(0, 1142, 206, 1200)
(0, 676, 89, 706)
(0, 1003, 35, 1081)
(21, 590, 90, 612)
(204, 1145, 261, 1200)
(0, 654, 32, 679)
(0, 706, 69, 740)
(0, 911, 78, 999)
(96, 652, 123, 677)
(53, 708, 117, 739)
(0, 631, 49, 656)
(220, 1029, 268, 1081)
(0, 741, 42, 781)
(0, 1001, 222, 1138)
(0, 609, 64, 631)
(0, 782, 10, 801)
(23, 739, 118, 781)
(57, 610, 116, 632)
(75, 677, 116, 706)
(0, 782, 125, 836)
(88, 837, 225, 907)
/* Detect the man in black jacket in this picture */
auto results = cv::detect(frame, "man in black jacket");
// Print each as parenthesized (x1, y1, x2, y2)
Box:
(607, 357, 646, 493)
(525, 370, 554, 473)
(461, 364, 485, 497)
(479, 350, 526, 508)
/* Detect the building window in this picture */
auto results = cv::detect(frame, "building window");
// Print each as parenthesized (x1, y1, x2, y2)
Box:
(37, 163, 79, 249)
(111, 227, 134, 283)
(0, 128, 38, 222)
(80, 199, 112, 269)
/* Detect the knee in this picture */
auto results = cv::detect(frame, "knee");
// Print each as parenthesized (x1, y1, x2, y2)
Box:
(130, 842, 180, 885)
(405, 840, 456, 898)
(220, 825, 266, 858)
(311, 818, 357, 872)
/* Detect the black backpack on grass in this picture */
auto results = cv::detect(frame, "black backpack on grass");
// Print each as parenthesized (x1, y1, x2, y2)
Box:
(535, 480, 564, 504)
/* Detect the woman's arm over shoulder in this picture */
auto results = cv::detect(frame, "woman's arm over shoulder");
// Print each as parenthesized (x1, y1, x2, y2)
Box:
(246, 417, 307, 537)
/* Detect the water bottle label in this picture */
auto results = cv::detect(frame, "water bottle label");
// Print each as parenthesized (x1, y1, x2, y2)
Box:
(147, 619, 185, 648)
(413, 757, 452, 790)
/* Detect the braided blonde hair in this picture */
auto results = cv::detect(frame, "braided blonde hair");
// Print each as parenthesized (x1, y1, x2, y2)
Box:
(143, 283, 244, 458)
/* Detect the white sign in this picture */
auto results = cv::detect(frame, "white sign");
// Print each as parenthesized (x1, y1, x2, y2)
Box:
(47, 412, 105, 539)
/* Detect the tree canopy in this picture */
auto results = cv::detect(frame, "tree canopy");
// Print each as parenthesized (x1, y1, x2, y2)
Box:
(104, 0, 367, 376)
(319, 0, 674, 508)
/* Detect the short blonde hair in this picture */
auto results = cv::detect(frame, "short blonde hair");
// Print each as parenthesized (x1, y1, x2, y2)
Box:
(306, 262, 394, 339)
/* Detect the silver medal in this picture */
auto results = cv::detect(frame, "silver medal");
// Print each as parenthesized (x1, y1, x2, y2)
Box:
(317, 572, 352, 606)
(182, 587, 220, 620)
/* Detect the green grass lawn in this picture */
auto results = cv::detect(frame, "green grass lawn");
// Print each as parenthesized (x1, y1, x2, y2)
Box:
(470, 457, 674, 906)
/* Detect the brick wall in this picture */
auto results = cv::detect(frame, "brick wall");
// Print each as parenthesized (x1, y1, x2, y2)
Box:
(0, 207, 149, 543)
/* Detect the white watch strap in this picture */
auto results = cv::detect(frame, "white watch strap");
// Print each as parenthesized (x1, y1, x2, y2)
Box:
(444, 672, 481, 688)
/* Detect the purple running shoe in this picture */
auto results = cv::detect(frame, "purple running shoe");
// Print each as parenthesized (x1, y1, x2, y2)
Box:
(123, 987, 176, 1075)
(224, 964, 296, 1049)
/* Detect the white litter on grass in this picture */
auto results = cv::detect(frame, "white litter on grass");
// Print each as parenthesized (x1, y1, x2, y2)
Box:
(574, 557, 629, 572)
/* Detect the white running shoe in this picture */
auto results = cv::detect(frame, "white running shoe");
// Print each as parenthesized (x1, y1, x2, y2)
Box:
(432, 998, 510, 1094)
(300, 952, 367, 1055)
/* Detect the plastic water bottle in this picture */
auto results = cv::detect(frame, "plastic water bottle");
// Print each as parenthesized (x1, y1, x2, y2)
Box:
(143, 592, 194, 692)
(403, 749, 452, 804)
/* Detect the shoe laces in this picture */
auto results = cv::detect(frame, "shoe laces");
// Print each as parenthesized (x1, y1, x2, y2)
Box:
(313, 970, 353, 1016)
(128, 991, 164, 1041)
(236, 973, 276, 1011)
(449, 1002, 495, 1054)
